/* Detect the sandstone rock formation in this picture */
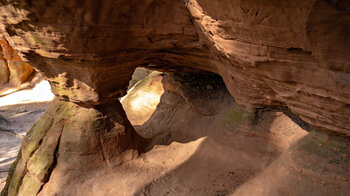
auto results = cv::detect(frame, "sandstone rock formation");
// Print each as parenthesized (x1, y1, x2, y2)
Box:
(0, 0, 349, 134)
(0, 0, 349, 195)
(1, 98, 145, 196)
(0, 37, 34, 89)
(23, 71, 350, 195)
(130, 72, 350, 196)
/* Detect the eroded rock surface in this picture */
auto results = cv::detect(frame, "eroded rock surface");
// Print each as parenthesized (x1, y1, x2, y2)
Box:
(0, 0, 349, 195)
(0, 0, 349, 135)
(185, 0, 350, 135)
(1, 99, 144, 196)
(24, 72, 349, 196)
(0, 37, 34, 89)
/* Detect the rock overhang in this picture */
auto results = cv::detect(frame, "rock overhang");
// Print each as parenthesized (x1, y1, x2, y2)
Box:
(0, 0, 349, 135)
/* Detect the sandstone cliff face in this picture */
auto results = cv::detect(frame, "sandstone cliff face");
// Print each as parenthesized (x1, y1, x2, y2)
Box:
(0, 37, 34, 88)
(0, 0, 349, 135)
(0, 0, 349, 195)
(186, 0, 350, 135)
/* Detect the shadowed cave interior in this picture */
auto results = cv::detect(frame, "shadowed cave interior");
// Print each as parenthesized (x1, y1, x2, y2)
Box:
(1, 67, 349, 196)
(0, 0, 350, 195)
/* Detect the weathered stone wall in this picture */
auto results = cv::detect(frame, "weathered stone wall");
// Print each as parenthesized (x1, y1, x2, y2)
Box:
(186, 0, 350, 135)
(0, 1, 349, 195)
(0, 0, 348, 135)
(0, 37, 34, 89)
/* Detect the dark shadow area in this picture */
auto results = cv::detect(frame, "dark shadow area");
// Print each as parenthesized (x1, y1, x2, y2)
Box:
(133, 71, 237, 149)
(125, 71, 307, 196)
(114, 70, 303, 195)
(254, 107, 315, 133)
(95, 99, 147, 155)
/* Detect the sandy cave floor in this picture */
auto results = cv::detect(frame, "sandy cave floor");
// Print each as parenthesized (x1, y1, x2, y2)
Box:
(0, 72, 310, 195)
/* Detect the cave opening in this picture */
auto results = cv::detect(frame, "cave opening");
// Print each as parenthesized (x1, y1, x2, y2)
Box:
(122, 67, 237, 147)
(0, 64, 317, 195)
(1, 0, 350, 194)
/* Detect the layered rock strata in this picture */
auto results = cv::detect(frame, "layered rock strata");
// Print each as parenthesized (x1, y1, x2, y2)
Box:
(0, 0, 349, 134)
(0, 0, 349, 195)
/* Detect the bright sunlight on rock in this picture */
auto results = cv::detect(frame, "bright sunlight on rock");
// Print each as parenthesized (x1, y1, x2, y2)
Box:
(0, 1, 350, 196)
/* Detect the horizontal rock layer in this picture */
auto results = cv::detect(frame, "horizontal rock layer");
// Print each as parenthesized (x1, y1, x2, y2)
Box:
(0, 0, 349, 134)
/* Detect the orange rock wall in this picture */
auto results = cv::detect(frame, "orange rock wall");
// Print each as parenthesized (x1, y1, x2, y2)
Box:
(0, 37, 34, 88)
(0, 0, 349, 134)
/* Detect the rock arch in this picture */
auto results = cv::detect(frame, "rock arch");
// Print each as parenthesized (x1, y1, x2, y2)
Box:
(1, 0, 350, 195)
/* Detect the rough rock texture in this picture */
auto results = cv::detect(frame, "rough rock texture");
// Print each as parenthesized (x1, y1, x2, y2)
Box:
(0, 0, 349, 134)
(26, 72, 349, 196)
(0, 37, 34, 88)
(1, 98, 144, 196)
(132, 73, 350, 196)
(185, 0, 350, 135)
(0, 0, 349, 195)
